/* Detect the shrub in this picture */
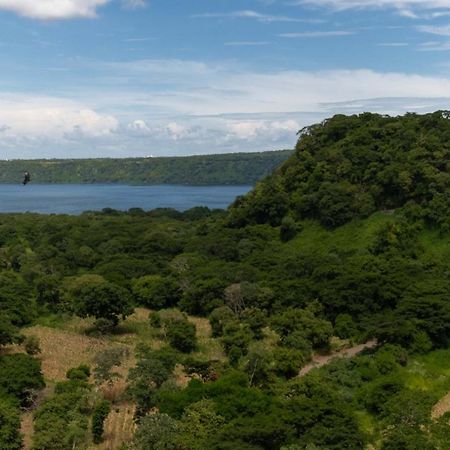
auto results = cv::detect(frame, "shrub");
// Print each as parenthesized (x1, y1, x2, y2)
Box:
(165, 318, 197, 353)
(24, 335, 41, 355)
(92, 400, 111, 444)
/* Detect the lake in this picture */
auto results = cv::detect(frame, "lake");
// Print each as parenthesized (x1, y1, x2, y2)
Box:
(0, 184, 253, 214)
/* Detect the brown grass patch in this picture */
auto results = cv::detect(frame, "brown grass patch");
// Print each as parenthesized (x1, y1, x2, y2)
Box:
(95, 403, 136, 450)
(22, 326, 123, 382)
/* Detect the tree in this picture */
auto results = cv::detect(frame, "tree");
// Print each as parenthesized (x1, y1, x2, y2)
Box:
(133, 413, 180, 450)
(132, 275, 179, 309)
(92, 400, 110, 444)
(0, 354, 45, 406)
(93, 348, 127, 385)
(0, 314, 21, 347)
(165, 318, 197, 353)
(73, 281, 133, 331)
(0, 397, 22, 450)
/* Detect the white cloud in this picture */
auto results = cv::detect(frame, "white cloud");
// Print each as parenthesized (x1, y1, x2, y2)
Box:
(0, 94, 118, 141)
(298, 0, 450, 19)
(127, 119, 151, 133)
(166, 122, 189, 141)
(418, 24, 450, 36)
(299, 0, 450, 9)
(191, 10, 311, 23)
(224, 41, 270, 46)
(122, 0, 146, 10)
(3, 59, 450, 157)
(228, 120, 299, 140)
(279, 31, 354, 37)
(0, 0, 110, 20)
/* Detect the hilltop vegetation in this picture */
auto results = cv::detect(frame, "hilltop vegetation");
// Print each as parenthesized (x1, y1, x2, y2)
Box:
(1, 112, 450, 449)
(0, 150, 292, 186)
(230, 111, 450, 227)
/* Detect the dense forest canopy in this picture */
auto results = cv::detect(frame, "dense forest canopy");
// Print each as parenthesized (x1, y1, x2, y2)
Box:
(0, 150, 293, 185)
(0, 112, 450, 449)
(230, 111, 450, 228)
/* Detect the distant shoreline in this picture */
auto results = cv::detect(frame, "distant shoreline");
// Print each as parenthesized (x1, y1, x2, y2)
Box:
(0, 150, 293, 186)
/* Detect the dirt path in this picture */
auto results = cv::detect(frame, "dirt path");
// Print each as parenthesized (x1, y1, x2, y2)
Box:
(432, 392, 450, 419)
(299, 340, 378, 377)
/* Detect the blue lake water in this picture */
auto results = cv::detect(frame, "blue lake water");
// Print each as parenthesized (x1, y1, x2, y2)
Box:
(0, 184, 253, 214)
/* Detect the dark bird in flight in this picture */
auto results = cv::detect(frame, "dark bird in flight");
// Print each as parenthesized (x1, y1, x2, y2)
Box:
(22, 171, 31, 185)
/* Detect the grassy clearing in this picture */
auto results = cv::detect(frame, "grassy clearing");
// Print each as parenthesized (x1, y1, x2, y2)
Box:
(285, 213, 393, 256)
(19, 307, 226, 450)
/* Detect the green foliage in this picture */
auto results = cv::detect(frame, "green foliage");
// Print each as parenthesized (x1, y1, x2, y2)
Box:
(0, 396, 22, 450)
(165, 317, 197, 353)
(32, 379, 91, 450)
(271, 305, 333, 350)
(92, 400, 110, 444)
(132, 275, 179, 309)
(24, 335, 41, 355)
(178, 399, 225, 450)
(127, 345, 179, 416)
(0, 354, 45, 406)
(73, 281, 133, 331)
(133, 413, 180, 450)
(280, 215, 300, 242)
(0, 151, 292, 185)
(209, 306, 236, 337)
(93, 348, 126, 385)
(0, 314, 21, 346)
(230, 112, 450, 228)
(66, 365, 91, 382)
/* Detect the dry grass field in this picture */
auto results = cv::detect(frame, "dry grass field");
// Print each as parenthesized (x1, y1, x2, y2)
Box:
(15, 307, 214, 450)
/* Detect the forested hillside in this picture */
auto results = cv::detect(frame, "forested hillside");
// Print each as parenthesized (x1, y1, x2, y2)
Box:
(1, 112, 450, 449)
(0, 150, 293, 185)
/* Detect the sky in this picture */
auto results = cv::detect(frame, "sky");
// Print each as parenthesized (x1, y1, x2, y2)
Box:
(1, 1, 450, 158)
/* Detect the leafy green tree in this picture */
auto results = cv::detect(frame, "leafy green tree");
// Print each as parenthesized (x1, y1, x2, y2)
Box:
(178, 399, 225, 450)
(133, 413, 180, 450)
(0, 354, 45, 406)
(0, 314, 21, 347)
(73, 281, 133, 331)
(165, 318, 197, 353)
(92, 400, 110, 444)
(209, 306, 236, 337)
(132, 275, 179, 309)
(0, 396, 23, 450)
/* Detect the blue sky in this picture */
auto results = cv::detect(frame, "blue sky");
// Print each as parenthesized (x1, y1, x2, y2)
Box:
(1, 0, 450, 158)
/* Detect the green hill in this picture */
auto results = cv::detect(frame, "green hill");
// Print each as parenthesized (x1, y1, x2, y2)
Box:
(0, 150, 293, 185)
(230, 111, 450, 228)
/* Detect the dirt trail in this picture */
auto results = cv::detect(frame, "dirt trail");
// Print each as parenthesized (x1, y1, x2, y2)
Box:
(432, 392, 450, 419)
(299, 340, 378, 377)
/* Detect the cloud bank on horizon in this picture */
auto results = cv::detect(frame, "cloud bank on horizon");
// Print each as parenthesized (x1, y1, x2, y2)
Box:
(0, 0, 449, 158)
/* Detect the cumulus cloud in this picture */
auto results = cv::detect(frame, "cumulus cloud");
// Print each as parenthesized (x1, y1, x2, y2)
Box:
(0, 0, 110, 20)
(0, 94, 118, 142)
(4, 60, 450, 157)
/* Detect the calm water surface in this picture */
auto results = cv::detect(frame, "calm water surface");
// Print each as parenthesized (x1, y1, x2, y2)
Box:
(0, 184, 252, 214)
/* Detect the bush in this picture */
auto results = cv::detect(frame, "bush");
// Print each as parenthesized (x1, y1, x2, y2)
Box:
(280, 215, 299, 242)
(66, 365, 91, 382)
(24, 335, 41, 355)
(209, 306, 236, 338)
(92, 400, 111, 444)
(0, 354, 45, 406)
(165, 318, 197, 353)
